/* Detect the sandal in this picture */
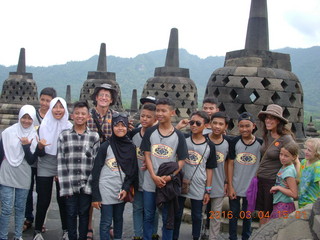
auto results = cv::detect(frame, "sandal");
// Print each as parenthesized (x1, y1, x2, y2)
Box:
(87, 229, 93, 240)
(23, 220, 32, 232)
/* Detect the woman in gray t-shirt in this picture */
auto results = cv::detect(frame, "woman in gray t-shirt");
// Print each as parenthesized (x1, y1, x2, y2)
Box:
(0, 105, 41, 240)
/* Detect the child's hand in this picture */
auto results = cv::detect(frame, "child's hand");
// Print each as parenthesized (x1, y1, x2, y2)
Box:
(37, 137, 50, 149)
(141, 161, 147, 171)
(203, 193, 210, 205)
(224, 183, 228, 196)
(228, 186, 237, 200)
(92, 201, 102, 210)
(19, 137, 33, 145)
(153, 175, 166, 188)
(175, 119, 189, 130)
(270, 186, 279, 194)
(118, 190, 127, 201)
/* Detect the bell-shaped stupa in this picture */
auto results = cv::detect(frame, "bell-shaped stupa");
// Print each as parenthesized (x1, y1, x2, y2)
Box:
(204, 0, 304, 139)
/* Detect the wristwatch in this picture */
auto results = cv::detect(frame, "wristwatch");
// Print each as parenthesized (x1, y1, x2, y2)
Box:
(169, 173, 175, 180)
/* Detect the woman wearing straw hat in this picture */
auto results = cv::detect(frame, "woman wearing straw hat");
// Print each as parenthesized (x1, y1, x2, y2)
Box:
(255, 104, 300, 225)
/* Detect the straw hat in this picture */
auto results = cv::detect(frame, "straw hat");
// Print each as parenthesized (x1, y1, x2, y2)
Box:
(258, 104, 288, 123)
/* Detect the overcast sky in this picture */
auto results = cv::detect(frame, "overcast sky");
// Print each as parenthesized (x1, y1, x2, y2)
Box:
(0, 0, 319, 67)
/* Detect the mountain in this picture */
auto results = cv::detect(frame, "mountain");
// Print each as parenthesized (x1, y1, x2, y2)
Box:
(0, 47, 319, 115)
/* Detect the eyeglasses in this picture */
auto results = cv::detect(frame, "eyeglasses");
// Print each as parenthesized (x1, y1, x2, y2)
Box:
(112, 112, 129, 118)
(98, 93, 112, 99)
(189, 120, 203, 127)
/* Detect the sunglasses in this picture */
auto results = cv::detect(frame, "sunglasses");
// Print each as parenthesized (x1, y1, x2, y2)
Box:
(189, 120, 203, 127)
(112, 112, 129, 118)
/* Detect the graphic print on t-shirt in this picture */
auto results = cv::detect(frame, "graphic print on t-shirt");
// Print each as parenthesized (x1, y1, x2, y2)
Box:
(151, 144, 174, 159)
(216, 151, 225, 163)
(236, 152, 257, 165)
(136, 147, 144, 160)
(105, 158, 119, 171)
(186, 150, 202, 165)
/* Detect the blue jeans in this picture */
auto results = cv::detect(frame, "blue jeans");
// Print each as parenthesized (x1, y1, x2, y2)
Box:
(65, 192, 92, 240)
(100, 202, 125, 240)
(229, 197, 252, 240)
(173, 196, 203, 239)
(143, 191, 172, 240)
(0, 185, 29, 239)
(25, 167, 37, 222)
(132, 190, 159, 237)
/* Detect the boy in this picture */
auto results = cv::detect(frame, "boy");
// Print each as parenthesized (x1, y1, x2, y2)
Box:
(140, 98, 188, 240)
(57, 101, 100, 240)
(24, 87, 57, 231)
(202, 97, 219, 135)
(173, 111, 217, 240)
(129, 103, 159, 240)
(207, 112, 231, 240)
(227, 112, 262, 240)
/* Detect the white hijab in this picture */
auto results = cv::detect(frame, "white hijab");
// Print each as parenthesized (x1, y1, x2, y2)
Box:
(1, 105, 37, 167)
(39, 97, 72, 155)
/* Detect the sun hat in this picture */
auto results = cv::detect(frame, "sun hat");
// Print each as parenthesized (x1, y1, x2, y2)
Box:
(140, 96, 156, 105)
(91, 83, 117, 106)
(258, 104, 288, 124)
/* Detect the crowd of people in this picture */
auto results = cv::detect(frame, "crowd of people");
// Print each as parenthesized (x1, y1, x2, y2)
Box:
(0, 84, 319, 240)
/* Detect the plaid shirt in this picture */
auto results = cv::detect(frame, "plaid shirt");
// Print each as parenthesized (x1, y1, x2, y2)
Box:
(57, 127, 100, 196)
(87, 108, 113, 142)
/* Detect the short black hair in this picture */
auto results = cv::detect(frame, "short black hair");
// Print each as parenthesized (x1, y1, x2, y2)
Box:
(190, 111, 210, 124)
(73, 101, 89, 112)
(142, 103, 156, 112)
(203, 97, 219, 105)
(210, 112, 230, 125)
(156, 98, 175, 109)
(40, 87, 57, 98)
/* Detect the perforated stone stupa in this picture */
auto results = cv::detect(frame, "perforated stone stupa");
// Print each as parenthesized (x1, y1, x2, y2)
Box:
(79, 43, 123, 111)
(0, 48, 39, 129)
(204, 0, 304, 139)
(141, 28, 198, 122)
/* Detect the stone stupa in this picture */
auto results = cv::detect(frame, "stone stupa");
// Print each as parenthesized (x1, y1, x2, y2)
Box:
(140, 28, 198, 123)
(0, 48, 39, 130)
(204, 0, 305, 139)
(79, 43, 123, 111)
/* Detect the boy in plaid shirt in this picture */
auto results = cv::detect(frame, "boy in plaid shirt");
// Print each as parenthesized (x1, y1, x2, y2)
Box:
(57, 101, 100, 240)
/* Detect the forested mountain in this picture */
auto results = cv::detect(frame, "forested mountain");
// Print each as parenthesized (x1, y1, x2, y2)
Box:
(0, 47, 319, 115)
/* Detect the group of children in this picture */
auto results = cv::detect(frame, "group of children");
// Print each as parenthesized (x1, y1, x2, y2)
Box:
(0, 90, 319, 240)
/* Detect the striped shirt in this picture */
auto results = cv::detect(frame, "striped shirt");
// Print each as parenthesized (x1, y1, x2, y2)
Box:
(57, 127, 100, 196)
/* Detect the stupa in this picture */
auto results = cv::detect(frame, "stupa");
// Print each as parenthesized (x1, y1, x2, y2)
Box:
(204, 0, 304, 139)
(140, 28, 198, 123)
(79, 43, 123, 111)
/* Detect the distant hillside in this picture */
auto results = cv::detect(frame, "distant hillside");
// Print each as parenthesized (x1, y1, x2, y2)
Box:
(0, 47, 319, 115)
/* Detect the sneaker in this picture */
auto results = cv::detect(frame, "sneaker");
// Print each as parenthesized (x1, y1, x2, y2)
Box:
(132, 237, 143, 240)
(62, 230, 69, 240)
(33, 233, 44, 240)
(152, 234, 160, 240)
(14, 237, 23, 240)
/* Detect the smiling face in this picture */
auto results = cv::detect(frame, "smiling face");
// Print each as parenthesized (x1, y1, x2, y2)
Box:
(72, 106, 89, 126)
(202, 103, 218, 117)
(238, 120, 255, 138)
(156, 104, 175, 124)
(264, 114, 280, 131)
(39, 94, 53, 114)
(52, 101, 65, 120)
(96, 89, 113, 108)
(113, 121, 128, 137)
(20, 114, 33, 129)
(140, 109, 156, 128)
(210, 117, 228, 136)
(189, 114, 206, 134)
(279, 147, 295, 167)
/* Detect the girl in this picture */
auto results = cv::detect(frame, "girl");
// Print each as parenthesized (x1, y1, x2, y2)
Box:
(298, 138, 320, 208)
(33, 97, 72, 240)
(269, 142, 299, 219)
(173, 111, 216, 240)
(91, 113, 138, 240)
(0, 105, 41, 240)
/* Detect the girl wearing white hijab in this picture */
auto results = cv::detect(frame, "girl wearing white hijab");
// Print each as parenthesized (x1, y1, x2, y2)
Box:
(0, 105, 40, 240)
(33, 97, 72, 240)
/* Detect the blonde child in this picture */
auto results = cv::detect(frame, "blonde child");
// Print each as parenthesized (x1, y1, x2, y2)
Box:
(270, 142, 299, 219)
(298, 138, 320, 208)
